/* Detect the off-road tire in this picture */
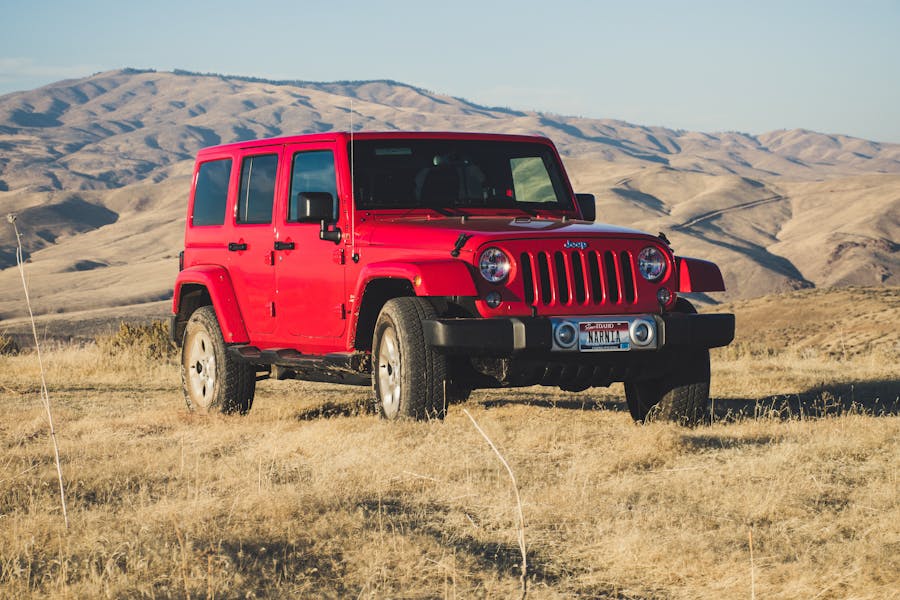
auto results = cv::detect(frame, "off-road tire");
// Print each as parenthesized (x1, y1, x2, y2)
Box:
(181, 306, 255, 414)
(372, 297, 448, 420)
(624, 349, 710, 425)
(624, 298, 711, 426)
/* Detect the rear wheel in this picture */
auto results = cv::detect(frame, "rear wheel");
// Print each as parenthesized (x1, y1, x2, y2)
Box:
(372, 298, 448, 420)
(181, 306, 255, 414)
(624, 298, 711, 426)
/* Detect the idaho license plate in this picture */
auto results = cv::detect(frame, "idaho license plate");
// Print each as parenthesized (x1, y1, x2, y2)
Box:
(579, 321, 630, 352)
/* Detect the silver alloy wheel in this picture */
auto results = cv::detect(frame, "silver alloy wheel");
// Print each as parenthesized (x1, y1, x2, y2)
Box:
(185, 330, 216, 409)
(377, 325, 402, 417)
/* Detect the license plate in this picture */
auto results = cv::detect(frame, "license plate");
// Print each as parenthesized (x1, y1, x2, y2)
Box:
(579, 321, 630, 352)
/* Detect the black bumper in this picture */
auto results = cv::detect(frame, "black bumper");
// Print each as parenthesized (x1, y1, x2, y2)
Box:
(422, 313, 735, 354)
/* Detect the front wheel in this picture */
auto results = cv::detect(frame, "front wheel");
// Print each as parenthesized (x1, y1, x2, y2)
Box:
(372, 298, 448, 420)
(181, 306, 255, 414)
(624, 348, 711, 426)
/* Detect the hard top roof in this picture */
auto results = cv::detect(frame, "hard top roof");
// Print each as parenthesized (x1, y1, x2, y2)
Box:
(195, 131, 556, 156)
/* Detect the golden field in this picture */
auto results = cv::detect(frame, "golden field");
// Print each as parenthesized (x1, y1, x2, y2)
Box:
(1, 287, 898, 599)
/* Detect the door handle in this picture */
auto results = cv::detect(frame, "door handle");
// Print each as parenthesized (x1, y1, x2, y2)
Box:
(228, 242, 248, 251)
(274, 241, 295, 251)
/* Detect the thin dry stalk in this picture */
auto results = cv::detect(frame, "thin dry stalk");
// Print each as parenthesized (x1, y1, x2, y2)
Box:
(172, 519, 191, 600)
(749, 529, 756, 600)
(7, 213, 69, 530)
(207, 553, 213, 600)
(462, 408, 527, 599)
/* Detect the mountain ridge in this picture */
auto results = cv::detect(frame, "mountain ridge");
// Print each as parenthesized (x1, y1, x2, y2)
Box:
(0, 68, 897, 319)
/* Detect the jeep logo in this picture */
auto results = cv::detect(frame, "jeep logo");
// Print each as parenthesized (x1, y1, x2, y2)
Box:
(564, 240, 589, 250)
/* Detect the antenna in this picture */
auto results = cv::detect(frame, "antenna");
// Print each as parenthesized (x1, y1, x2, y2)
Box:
(350, 97, 354, 202)
(349, 97, 356, 260)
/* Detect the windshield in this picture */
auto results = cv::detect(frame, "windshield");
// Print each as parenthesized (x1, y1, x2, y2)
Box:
(351, 139, 573, 212)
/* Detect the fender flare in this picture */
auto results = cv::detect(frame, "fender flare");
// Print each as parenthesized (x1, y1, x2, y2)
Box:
(676, 257, 726, 293)
(173, 265, 250, 343)
(354, 259, 478, 299)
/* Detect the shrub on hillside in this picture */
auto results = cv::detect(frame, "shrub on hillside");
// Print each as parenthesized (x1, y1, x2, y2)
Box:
(0, 332, 19, 355)
(97, 321, 175, 361)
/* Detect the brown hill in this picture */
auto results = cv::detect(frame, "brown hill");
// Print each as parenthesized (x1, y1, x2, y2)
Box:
(0, 68, 898, 320)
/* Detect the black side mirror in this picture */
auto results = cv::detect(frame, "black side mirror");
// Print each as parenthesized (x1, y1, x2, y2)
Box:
(575, 193, 596, 222)
(296, 192, 336, 222)
(296, 192, 342, 243)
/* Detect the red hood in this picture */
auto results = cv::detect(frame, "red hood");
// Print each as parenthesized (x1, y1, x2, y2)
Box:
(355, 214, 656, 257)
(354, 213, 676, 317)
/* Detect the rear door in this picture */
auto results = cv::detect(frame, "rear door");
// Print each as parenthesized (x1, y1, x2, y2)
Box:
(275, 142, 347, 345)
(185, 152, 233, 270)
(226, 147, 283, 337)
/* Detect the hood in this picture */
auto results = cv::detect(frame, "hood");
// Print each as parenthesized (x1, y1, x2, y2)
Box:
(356, 214, 656, 256)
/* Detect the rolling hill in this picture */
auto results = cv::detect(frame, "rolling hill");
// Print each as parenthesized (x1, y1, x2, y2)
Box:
(0, 68, 898, 321)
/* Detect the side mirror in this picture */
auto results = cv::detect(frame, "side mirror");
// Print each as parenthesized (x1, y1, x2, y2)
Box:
(296, 192, 336, 223)
(575, 193, 596, 222)
(296, 192, 342, 243)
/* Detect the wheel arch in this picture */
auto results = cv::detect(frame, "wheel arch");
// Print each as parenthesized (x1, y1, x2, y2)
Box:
(350, 260, 478, 352)
(171, 284, 211, 344)
(676, 257, 726, 293)
(353, 278, 416, 351)
(172, 266, 249, 344)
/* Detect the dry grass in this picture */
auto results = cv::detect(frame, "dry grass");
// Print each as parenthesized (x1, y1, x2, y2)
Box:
(1, 289, 898, 599)
(95, 321, 176, 361)
(0, 331, 18, 356)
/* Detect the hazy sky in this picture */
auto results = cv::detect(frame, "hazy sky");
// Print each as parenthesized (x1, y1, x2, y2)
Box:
(2, 0, 899, 142)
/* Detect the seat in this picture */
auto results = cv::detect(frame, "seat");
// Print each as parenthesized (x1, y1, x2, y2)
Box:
(417, 166, 460, 206)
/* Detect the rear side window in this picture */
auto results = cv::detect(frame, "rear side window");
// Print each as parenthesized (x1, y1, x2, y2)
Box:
(289, 150, 338, 221)
(192, 159, 232, 226)
(237, 154, 278, 224)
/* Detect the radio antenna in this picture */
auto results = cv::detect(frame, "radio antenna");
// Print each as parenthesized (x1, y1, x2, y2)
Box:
(350, 97, 354, 200)
(349, 96, 356, 260)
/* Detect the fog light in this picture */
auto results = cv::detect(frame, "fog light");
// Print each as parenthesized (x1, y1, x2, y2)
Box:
(554, 322, 578, 348)
(657, 288, 672, 305)
(633, 323, 650, 343)
(485, 291, 502, 308)
(629, 319, 655, 347)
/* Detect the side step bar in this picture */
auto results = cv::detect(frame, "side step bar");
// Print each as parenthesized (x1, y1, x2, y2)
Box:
(228, 346, 371, 386)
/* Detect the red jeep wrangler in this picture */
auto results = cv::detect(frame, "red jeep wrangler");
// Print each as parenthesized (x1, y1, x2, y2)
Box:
(170, 132, 734, 424)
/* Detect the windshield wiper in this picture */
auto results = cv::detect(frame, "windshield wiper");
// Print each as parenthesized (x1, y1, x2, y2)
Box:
(428, 205, 455, 217)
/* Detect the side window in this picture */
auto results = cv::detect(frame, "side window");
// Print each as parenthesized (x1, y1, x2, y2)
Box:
(237, 154, 278, 224)
(510, 156, 555, 203)
(192, 159, 231, 226)
(290, 150, 338, 221)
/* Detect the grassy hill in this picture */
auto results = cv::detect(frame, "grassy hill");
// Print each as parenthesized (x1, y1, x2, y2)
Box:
(0, 287, 897, 598)
(1, 69, 899, 323)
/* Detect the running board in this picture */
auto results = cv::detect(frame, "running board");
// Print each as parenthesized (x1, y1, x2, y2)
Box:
(228, 346, 371, 386)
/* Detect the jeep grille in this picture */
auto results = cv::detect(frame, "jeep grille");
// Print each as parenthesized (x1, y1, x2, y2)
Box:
(520, 250, 637, 307)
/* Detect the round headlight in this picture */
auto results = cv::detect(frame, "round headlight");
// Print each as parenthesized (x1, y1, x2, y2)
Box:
(637, 246, 667, 281)
(478, 247, 511, 283)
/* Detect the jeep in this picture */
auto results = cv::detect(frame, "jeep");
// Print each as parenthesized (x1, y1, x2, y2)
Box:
(170, 132, 734, 424)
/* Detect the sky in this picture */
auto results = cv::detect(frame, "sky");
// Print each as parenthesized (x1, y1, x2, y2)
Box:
(2, 0, 899, 142)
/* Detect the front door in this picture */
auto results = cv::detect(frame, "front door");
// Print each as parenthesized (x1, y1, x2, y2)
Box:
(275, 143, 346, 345)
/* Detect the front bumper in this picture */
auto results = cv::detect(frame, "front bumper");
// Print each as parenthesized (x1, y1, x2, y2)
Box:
(423, 312, 735, 354)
